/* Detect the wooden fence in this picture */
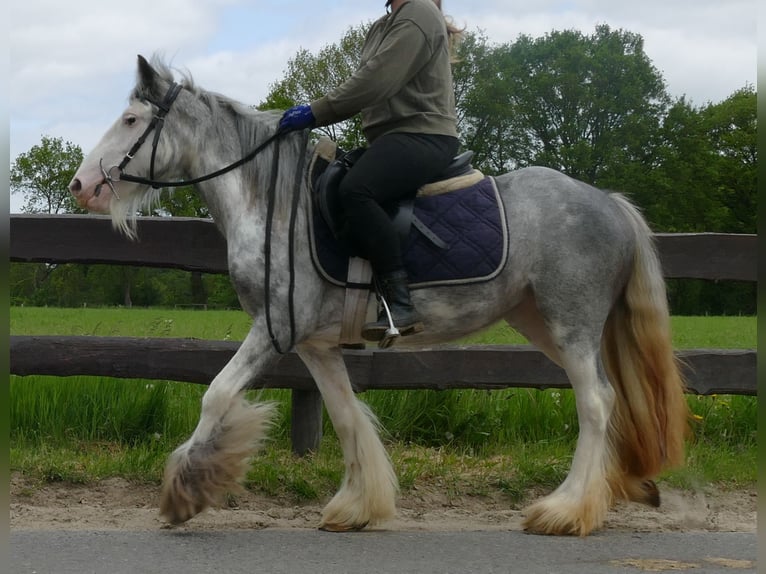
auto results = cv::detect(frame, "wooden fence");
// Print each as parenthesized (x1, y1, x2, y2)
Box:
(10, 214, 757, 454)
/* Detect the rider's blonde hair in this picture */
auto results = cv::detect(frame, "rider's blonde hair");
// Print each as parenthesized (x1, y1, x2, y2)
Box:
(431, 0, 465, 61)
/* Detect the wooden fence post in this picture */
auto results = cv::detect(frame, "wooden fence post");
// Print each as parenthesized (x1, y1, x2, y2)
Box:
(290, 389, 323, 456)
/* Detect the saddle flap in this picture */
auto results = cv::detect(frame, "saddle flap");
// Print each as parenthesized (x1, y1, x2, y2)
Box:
(314, 146, 366, 244)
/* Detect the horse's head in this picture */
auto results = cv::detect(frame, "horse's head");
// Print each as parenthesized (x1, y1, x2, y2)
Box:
(69, 55, 181, 235)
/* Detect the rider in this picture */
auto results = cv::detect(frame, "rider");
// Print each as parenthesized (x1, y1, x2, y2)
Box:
(279, 0, 462, 341)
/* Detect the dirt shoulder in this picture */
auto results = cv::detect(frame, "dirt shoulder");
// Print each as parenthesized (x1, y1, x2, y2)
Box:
(10, 473, 756, 533)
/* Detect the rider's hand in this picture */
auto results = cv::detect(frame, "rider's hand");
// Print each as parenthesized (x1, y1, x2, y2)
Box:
(279, 104, 316, 132)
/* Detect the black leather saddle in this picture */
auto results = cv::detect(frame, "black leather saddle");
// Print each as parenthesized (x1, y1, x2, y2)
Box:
(313, 148, 475, 252)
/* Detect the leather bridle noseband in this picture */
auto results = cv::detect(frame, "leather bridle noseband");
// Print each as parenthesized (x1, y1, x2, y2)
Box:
(97, 80, 307, 356)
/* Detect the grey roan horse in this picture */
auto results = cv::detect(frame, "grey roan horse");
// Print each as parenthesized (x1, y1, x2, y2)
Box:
(69, 55, 688, 536)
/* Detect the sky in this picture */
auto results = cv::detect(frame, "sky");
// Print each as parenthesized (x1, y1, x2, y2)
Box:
(8, 0, 757, 213)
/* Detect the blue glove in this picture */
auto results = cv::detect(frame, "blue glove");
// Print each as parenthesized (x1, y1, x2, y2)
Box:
(279, 104, 315, 131)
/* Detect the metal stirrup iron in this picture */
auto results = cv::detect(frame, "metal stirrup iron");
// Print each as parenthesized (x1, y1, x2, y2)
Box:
(378, 295, 400, 349)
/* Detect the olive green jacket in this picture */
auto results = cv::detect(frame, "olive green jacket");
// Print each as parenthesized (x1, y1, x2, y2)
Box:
(310, 0, 458, 142)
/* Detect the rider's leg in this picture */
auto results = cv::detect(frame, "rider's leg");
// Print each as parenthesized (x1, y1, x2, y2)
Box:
(338, 132, 458, 340)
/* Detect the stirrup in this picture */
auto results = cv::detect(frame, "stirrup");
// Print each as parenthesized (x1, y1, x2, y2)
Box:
(378, 295, 400, 349)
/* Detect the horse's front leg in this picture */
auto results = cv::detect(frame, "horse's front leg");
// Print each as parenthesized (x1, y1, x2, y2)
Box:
(296, 340, 398, 531)
(160, 327, 277, 524)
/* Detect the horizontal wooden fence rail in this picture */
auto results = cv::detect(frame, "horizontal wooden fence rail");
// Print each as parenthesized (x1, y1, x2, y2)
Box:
(9, 214, 758, 453)
(10, 214, 758, 281)
(10, 336, 756, 396)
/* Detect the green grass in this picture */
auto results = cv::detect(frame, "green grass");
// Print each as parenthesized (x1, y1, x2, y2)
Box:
(459, 315, 756, 349)
(9, 307, 757, 502)
(10, 307, 757, 349)
(9, 306, 252, 340)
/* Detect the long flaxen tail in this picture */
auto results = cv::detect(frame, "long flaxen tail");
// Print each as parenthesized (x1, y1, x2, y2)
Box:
(601, 194, 689, 504)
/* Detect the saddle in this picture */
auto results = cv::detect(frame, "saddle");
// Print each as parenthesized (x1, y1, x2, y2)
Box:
(310, 140, 481, 254)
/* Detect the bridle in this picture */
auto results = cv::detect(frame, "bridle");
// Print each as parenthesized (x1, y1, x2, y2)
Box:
(96, 81, 182, 197)
(98, 80, 308, 355)
(96, 81, 286, 195)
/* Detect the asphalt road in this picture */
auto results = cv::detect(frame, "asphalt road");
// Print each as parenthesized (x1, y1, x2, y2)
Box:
(9, 529, 756, 574)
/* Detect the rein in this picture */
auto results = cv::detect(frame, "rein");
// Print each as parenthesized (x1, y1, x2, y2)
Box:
(263, 129, 311, 354)
(102, 80, 308, 355)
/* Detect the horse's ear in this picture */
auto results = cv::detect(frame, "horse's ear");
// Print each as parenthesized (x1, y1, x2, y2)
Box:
(136, 55, 158, 89)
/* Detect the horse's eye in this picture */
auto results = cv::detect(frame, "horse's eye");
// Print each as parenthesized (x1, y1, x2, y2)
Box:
(124, 115, 137, 127)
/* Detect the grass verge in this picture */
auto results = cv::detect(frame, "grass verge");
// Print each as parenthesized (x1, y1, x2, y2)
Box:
(10, 309, 757, 505)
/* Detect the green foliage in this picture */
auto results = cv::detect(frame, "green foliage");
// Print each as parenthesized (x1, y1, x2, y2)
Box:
(153, 184, 209, 219)
(10, 307, 756, 347)
(630, 86, 757, 235)
(452, 31, 523, 175)
(688, 395, 757, 447)
(11, 135, 85, 214)
(460, 25, 669, 181)
(259, 23, 370, 151)
(667, 279, 756, 316)
(699, 86, 757, 233)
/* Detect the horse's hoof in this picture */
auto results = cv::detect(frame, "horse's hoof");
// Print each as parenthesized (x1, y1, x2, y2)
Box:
(161, 506, 204, 525)
(637, 480, 661, 507)
(319, 521, 369, 532)
(522, 491, 607, 536)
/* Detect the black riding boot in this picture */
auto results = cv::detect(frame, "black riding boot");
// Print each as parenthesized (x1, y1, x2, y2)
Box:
(362, 269, 424, 342)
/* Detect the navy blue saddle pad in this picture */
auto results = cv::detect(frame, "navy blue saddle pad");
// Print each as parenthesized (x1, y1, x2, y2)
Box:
(308, 175, 509, 289)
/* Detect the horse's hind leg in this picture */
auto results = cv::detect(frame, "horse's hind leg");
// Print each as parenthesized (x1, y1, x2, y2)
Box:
(522, 334, 617, 536)
(508, 287, 622, 536)
(505, 293, 563, 366)
(160, 330, 277, 524)
(296, 340, 398, 531)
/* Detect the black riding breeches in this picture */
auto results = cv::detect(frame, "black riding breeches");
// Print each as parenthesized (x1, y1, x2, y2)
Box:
(338, 132, 459, 274)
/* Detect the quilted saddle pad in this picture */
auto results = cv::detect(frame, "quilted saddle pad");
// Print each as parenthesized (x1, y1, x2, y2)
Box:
(308, 175, 509, 290)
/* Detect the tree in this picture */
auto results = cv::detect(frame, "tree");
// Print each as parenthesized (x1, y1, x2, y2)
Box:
(701, 85, 757, 233)
(259, 24, 370, 151)
(453, 31, 531, 175)
(648, 86, 757, 315)
(154, 185, 209, 219)
(10, 136, 87, 307)
(488, 25, 670, 184)
(11, 136, 85, 214)
(638, 97, 723, 232)
(634, 86, 757, 234)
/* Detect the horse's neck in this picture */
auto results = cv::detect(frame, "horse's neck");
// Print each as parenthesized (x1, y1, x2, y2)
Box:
(194, 175, 251, 239)
(194, 139, 313, 249)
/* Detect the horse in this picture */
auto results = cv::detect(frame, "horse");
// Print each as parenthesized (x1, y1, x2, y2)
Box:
(68, 54, 688, 536)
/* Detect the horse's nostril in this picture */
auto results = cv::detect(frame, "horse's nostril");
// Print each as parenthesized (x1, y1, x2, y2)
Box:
(69, 179, 82, 194)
